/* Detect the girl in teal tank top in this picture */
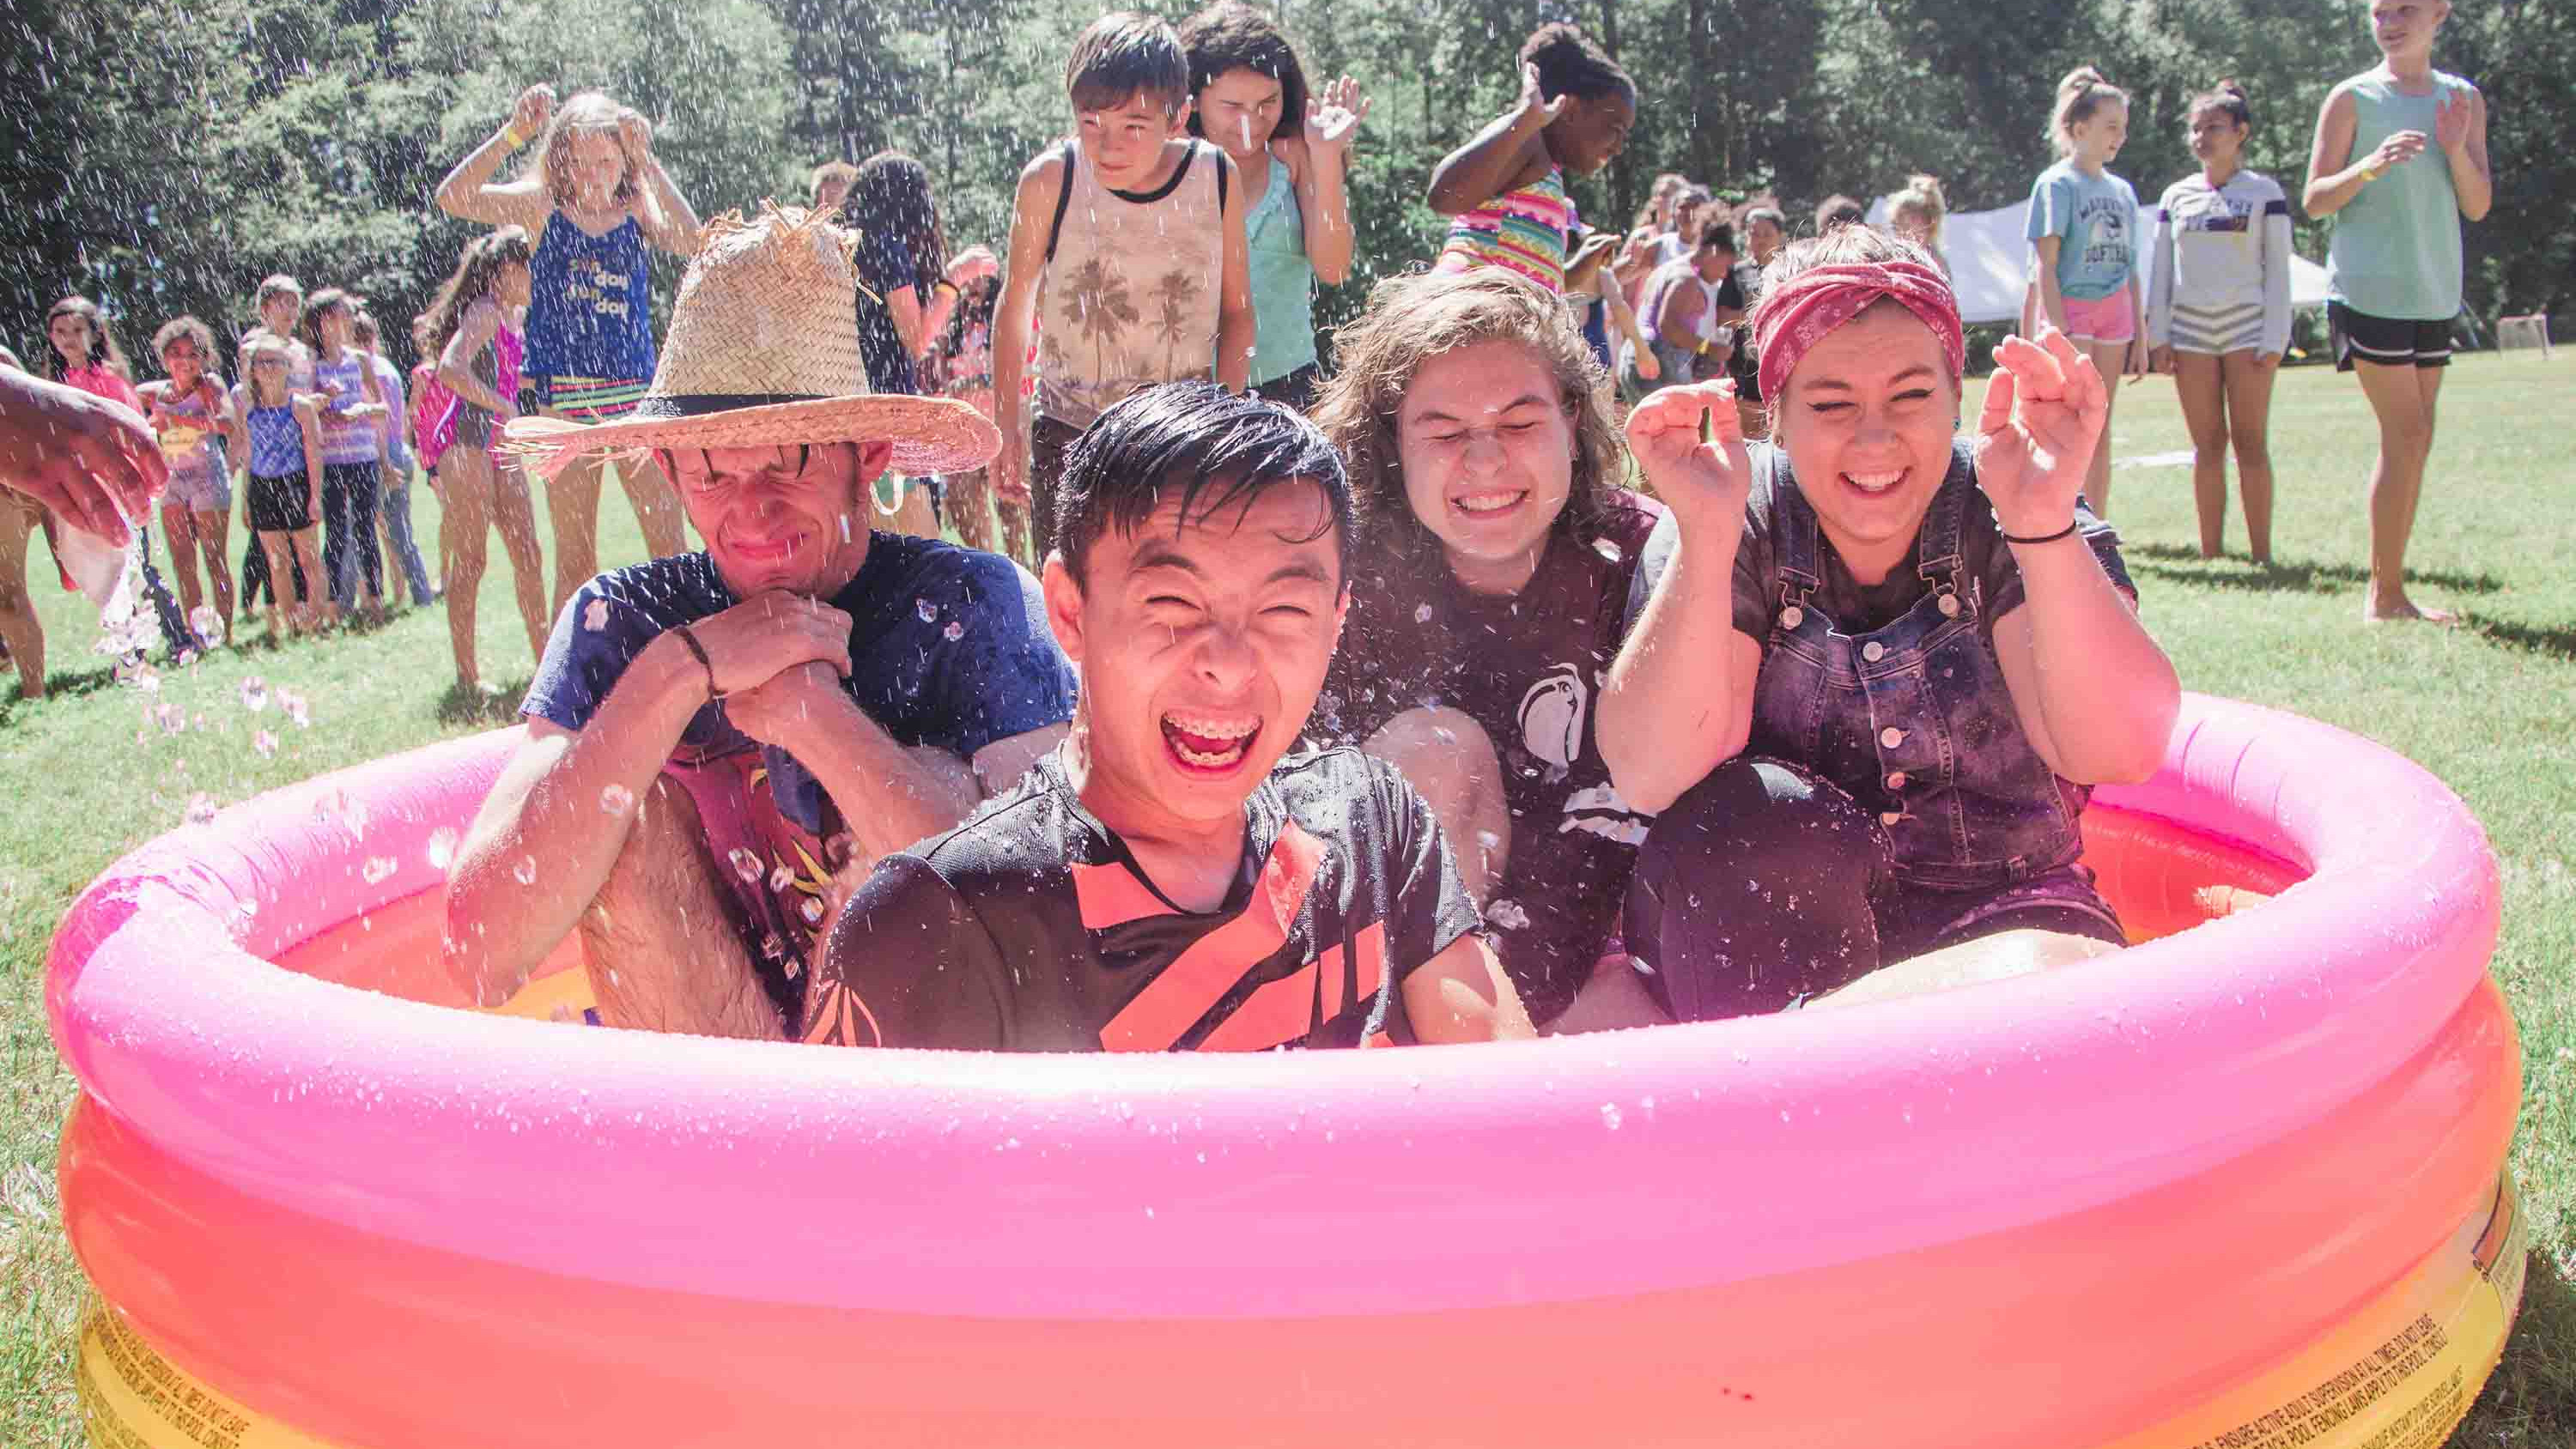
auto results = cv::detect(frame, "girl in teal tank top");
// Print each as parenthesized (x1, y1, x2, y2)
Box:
(2302, 0, 2492, 624)
(1181, 3, 1367, 409)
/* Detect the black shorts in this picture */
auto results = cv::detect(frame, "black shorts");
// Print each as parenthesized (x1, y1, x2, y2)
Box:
(246, 473, 313, 533)
(2329, 302, 2452, 372)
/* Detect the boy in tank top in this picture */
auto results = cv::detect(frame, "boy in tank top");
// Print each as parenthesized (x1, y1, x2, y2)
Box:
(990, 11, 1255, 558)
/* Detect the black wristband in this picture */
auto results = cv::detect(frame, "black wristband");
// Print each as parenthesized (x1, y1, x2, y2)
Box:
(1999, 520, 2081, 546)
(671, 622, 720, 699)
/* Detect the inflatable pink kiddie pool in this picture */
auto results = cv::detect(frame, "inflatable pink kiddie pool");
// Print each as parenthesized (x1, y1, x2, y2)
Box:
(51, 693, 2523, 1449)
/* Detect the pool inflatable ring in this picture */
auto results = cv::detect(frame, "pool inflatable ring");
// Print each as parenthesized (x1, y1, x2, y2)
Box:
(51, 694, 2522, 1449)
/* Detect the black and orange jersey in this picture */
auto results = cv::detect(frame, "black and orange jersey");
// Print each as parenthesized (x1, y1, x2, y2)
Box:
(805, 748, 1482, 1052)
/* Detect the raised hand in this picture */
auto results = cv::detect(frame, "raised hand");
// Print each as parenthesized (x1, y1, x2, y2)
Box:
(511, 83, 554, 140)
(1516, 63, 1567, 126)
(1972, 327, 2106, 537)
(1303, 76, 1370, 155)
(2434, 87, 2476, 154)
(616, 107, 655, 161)
(1624, 378, 1749, 529)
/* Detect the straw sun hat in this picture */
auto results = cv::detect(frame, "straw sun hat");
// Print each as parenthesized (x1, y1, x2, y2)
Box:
(503, 202, 999, 481)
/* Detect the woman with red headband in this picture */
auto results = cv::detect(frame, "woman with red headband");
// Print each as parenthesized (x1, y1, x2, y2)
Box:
(1619, 225, 2180, 1008)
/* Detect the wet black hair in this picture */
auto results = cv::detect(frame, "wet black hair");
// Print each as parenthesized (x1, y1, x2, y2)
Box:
(1519, 22, 1634, 106)
(1181, 2, 1312, 146)
(1066, 11, 1192, 118)
(1697, 222, 1739, 257)
(1056, 380, 1353, 591)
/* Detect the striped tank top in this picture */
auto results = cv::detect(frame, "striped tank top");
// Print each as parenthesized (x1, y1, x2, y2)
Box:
(1435, 167, 1575, 294)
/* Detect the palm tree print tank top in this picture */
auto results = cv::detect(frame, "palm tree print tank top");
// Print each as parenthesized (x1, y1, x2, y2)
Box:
(1036, 138, 1224, 428)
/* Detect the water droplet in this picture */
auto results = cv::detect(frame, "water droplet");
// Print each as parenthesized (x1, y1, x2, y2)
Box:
(238, 676, 269, 712)
(799, 895, 826, 926)
(252, 728, 278, 758)
(513, 855, 538, 885)
(729, 847, 763, 883)
(1485, 898, 1530, 931)
(942, 620, 964, 642)
(583, 598, 611, 632)
(769, 864, 796, 894)
(1413, 603, 1434, 623)
(599, 784, 635, 816)
(183, 792, 218, 826)
(427, 827, 459, 870)
(1593, 537, 1624, 563)
(361, 856, 398, 885)
(1599, 1102, 1623, 1131)
(915, 597, 939, 623)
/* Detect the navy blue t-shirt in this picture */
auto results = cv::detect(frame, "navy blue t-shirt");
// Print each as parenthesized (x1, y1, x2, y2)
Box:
(521, 536, 1077, 832)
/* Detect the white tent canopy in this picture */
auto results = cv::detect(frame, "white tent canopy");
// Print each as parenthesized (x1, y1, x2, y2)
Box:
(1867, 197, 2331, 326)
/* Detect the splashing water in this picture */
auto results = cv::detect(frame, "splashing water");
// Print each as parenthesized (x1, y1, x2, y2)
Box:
(729, 847, 764, 884)
(599, 784, 635, 817)
(427, 827, 460, 870)
(942, 620, 964, 642)
(915, 597, 939, 624)
(513, 855, 538, 885)
(315, 789, 370, 839)
(1485, 898, 1531, 931)
(238, 676, 270, 712)
(190, 605, 225, 647)
(184, 793, 218, 826)
(280, 689, 311, 728)
(584, 598, 611, 632)
(252, 728, 278, 759)
(361, 857, 398, 885)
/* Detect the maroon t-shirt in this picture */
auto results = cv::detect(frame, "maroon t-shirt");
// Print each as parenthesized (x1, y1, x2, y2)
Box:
(1322, 492, 1668, 1023)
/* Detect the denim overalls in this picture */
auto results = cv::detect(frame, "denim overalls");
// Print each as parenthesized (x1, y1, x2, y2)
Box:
(1745, 447, 2120, 959)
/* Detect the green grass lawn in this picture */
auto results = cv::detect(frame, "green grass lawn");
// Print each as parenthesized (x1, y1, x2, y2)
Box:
(4, 357, 2573, 1443)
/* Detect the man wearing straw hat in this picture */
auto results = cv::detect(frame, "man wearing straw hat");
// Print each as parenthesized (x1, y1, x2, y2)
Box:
(444, 203, 1076, 1039)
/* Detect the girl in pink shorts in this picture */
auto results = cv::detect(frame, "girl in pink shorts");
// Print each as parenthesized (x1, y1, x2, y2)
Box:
(2024, 67, 2148, 516)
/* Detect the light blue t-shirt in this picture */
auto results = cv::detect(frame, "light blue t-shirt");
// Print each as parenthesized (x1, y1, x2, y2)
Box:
(2326, 69, 2471, 321)
(1243, 155, 1318, 386)
(2026, 161, 2142, 302)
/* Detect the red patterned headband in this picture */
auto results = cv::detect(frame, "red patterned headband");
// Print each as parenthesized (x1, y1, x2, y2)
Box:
(1753, 260, 1965, 405)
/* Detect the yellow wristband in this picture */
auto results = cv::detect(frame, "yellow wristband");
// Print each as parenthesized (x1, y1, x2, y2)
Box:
(501, 125, 528, 150)
(2360, 165, 2381, 183)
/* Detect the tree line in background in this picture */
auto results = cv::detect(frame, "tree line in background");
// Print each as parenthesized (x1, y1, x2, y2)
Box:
(6, 0, 2569, 378)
